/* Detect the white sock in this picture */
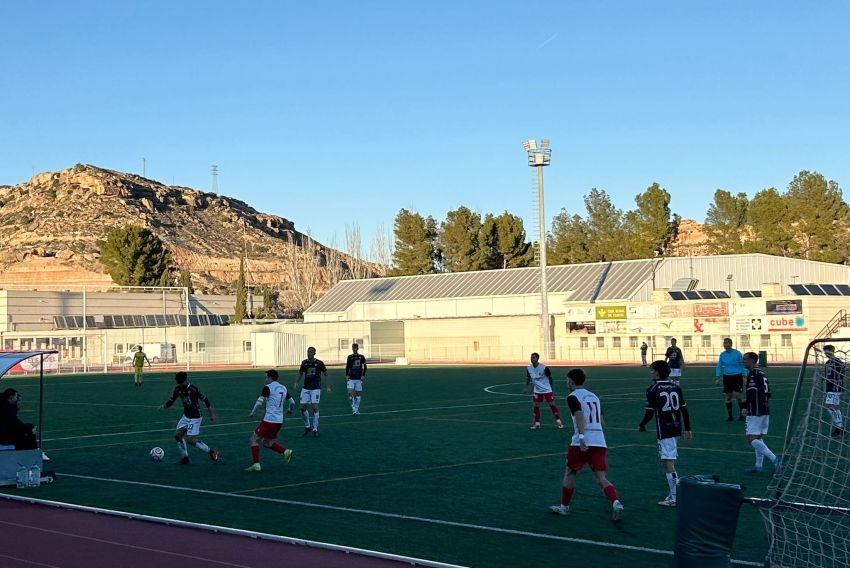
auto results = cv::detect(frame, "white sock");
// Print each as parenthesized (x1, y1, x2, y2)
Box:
(178, 440, 188, 458)
(831, 409, 844, 428)
(194, 440, 210, 453)
(354, 396, 361, 412)
(349, 396, 354, 410)
(313, 411, 320, 430)
(751, 439, 776, 462)
(755, 451, 765, 468)
(665, 472, 678, 500)
(302, 410, 310, 428)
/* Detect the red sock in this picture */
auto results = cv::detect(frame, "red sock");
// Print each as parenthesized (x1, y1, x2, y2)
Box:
(551, 405, 561, 420)
(251, 445, 260, 463)
(603, 484, 619, 503)
(561, 487, 574, 506)
(269, 443, 286, 454)
(533, 407, 541, 422)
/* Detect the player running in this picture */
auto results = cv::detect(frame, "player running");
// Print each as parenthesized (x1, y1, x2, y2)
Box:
(524, 352, 563, 430)
(245, 369, 295, 472)
(295, 346, 331, 437)
(822, 345, 846, 436)
(664, 338, 685, 385)
(743, 352, 781, 473)
(638, 360, 693, 507)
(132, 345, 151, 387)
(550, 368, 624, 520)
(160, 371, 219, 464)
(346, 343, 367, 415)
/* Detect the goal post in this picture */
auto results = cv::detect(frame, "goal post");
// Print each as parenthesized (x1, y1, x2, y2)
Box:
(750, 337, 850, 568)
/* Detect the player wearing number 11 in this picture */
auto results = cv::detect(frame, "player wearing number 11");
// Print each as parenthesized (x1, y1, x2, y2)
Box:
(638, 360, 692, 507)
(550, 368, 624, 521)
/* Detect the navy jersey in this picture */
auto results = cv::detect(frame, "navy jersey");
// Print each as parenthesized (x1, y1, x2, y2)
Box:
(299, 358, 327, 390)
(825, 357, 846, 394)
(665, 347, 684, 369)
(746, 369, 771, 416)
(645, 380, 687, 439)
(164, 383, 211, 419)
(345, 353, 367, 380)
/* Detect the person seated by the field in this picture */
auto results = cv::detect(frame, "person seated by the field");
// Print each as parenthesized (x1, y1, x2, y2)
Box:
(0, 388, 37, 450)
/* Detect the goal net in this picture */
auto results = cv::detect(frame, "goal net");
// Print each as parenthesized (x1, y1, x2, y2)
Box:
(757, 337, 850, 568)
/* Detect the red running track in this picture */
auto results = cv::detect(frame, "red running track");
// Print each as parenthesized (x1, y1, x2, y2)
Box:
(0, 497, 437, 568)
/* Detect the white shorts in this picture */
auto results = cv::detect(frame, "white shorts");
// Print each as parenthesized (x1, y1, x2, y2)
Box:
(347, 379, 363, 392)
(669, 368, 682, 378)
(746, 415, 770, 436)
(826, 392, 841, 406)
(176, 416, 202, 436)
(300, 389, 321, 405)
(658, 437, 678, 460)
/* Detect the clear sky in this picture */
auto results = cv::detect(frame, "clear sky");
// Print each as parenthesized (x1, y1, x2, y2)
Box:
(2, 1, 848, 257)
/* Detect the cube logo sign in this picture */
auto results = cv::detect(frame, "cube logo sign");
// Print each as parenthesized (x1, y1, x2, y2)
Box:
(768, 316, 806, 332)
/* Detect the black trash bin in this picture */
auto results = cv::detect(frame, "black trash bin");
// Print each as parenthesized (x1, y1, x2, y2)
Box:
(758, 350, 768, 368)
(674, 475, 745, 568)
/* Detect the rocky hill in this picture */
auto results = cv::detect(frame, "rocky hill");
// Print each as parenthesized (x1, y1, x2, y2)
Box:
(0, 164, 380, 303)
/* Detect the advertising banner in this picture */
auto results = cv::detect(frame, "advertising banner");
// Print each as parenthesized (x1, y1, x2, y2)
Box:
(599, 320, 628, 334)
(566, 306, 595, 320)
(734, 318, 764, 332)
(628, 320, 659, 334)
(595, 306, 627, 320)
(767, 315, 807, 332)
(693, 317, 730, 334)
(567, 321, 596, 334)
(628, 305, 659, 319)
(693, 302, 729, 317)
(660, 304, 694, 318)
(766, 300, 803, 315)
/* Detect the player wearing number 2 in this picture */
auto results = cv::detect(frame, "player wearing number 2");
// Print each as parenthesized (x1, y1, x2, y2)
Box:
(550, 368, 624, 520)
(638, 360, 693, 507)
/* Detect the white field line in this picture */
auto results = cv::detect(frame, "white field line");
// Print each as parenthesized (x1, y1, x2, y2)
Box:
(56, 473, 761, 566)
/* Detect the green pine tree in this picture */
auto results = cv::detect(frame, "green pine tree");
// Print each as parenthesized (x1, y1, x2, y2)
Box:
(390, 209, 439, 275)
(234, 257, 248, 323)
(100, 224, 172, 286)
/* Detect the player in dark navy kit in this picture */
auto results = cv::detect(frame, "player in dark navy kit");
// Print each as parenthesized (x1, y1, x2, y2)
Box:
(664, 339, 684, 384)
(822, 345, 846, 435)
(638, 360, 692, 507)
(296, 347, 332, 436)
(345, 343, 367, 415)
(160, 371, 219, 464)
(743, 352, 780, 473)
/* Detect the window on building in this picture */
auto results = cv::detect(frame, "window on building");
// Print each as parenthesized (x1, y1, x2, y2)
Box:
(613, 337, 622, 348)
(761, 334, 771, 347)
(739, 335, 751, 348)
(114, 344, 124, 354)
(243, 341, 252, 352)
(782, 334, 792, 347)
(196, 342, 206, 352)
(580, 337, 588, 348)
(596, 337, 605, 348)
(183, 342, 193, 352)
(702, 336, 712, 348)
(683, 336, 692, 348)
(339, 339, 349, 350)
(629, 336, 638, 348)
(353, 338, 364, 347)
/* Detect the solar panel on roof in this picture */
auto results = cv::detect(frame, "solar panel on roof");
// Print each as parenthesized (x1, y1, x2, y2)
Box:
(669, 291, 686, 300)
(714, 291, 730, 299)
(804, 284, 826, 296)
(218, 315, 230, 325)
(820, 284, 840, 296)
(145, 315, 158, 327)
(154, 315, 167, 327)
(789, 284, 808, 295)
(697, 291, 716, 299)
(132, 315, 146, 327)
(165, 314, 178, 326)
(837, 284, 850, 296)
(53, 316, 66, 329)
(189, 315, 200, 326)
(198, 314, 211, 326)
(102, 315, 115, 328)
(737, 290, 753, 298)
(751, 291, 762, 297)
(684, 291, 701, 300)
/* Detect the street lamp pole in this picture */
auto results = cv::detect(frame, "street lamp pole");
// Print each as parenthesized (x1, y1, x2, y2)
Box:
(523, 139, 552, 359)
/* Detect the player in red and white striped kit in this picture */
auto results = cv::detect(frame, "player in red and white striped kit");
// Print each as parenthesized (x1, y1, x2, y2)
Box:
(524, 352, 563, 430)
(550, 368, 624, 521)
(245, 369, 295, 472)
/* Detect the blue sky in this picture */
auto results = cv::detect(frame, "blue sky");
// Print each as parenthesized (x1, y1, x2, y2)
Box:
(2, 1, 848, 256)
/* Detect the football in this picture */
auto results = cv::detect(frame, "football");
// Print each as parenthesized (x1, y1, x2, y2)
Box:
(150, 447, 165, 461)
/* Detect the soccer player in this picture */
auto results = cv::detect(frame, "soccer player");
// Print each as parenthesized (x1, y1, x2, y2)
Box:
(665, 338, 685, 384)
(823, 345, 846, 436)
(160, 371, 219, 464)
(640, 341, 649, 367)
(716, 337, 746, 421)
(245, 369, 295, 472)
(295, 346, 331, 437)
(345, 343, 367, 415)
(550, 368, 624, 520)
(743, 351, 780, 473)
(132, 345, 151, 387)
(638, 360, 693, 507)
(524, 352, 563, 430)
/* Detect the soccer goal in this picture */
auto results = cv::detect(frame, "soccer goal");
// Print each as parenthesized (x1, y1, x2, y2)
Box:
(750, 337, 850, 568)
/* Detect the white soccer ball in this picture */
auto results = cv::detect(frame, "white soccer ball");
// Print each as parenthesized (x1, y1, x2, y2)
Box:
(150, 446, 165, 461)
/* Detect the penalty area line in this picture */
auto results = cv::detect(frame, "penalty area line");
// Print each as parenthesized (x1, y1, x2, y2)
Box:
(60, 473, 760, 566)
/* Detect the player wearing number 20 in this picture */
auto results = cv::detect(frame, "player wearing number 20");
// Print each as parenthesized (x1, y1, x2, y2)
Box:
(638, 360, 692, 507)
(550, 368, 624, 521)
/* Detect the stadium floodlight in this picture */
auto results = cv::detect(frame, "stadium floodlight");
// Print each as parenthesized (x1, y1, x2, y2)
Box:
(523, 139, 553, 358)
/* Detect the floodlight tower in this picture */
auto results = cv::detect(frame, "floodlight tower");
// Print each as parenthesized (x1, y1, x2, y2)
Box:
(523, 139, 553, 358)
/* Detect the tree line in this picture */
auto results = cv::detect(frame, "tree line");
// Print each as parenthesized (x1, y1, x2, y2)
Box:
(389, 170, 849, 276)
